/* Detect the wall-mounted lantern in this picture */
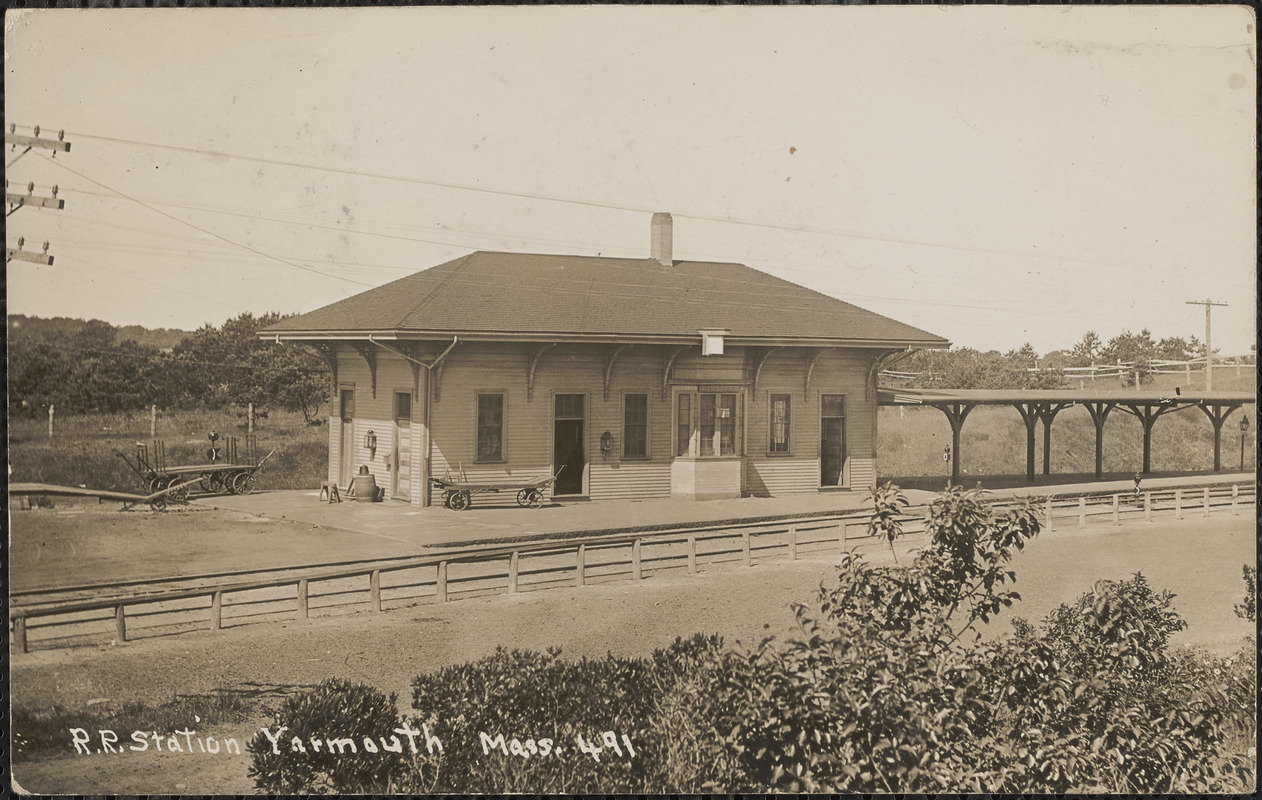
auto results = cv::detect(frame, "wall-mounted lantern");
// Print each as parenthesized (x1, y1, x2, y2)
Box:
(364, 430, 378, 457)
(600, 431, 615, 453)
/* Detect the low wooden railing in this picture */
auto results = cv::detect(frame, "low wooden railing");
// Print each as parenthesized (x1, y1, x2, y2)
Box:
(11, 482, 1254, 653)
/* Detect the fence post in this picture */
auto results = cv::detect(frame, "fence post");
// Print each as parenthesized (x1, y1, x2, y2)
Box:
(1078, 497, 1086, 529)
(632, 539, 642, 580)
(151, 404, 157, 437)
(743, 531, 752, 566)
(1112, 494, 1120, 526)
(370, 570, 381, 612)
(211, 591, 222, 631)
(576, 544, 586, 587)
(508, 552, 519, 593)
(687, 537, 696, 574)
(296, 580, 309, 620)
(248, 402, 255, 436)
(1232, 484, 1239, 515)
(788, 526, 798, 560)
(1045, 498, 1053, 533)
(1144, 491, 1152, 522)
(1203, 487, 1211, 517)
(115, 605, 127, 642)
(839, 519, 848, 552)
(14, 615, 27, 653)
(48, 404, 54, 440)
(1175, 489, 1183, 520)
(436, 562, 448, 603)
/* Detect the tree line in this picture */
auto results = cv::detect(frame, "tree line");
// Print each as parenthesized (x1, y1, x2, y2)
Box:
(7, 312, 329, 421)
(5, 316, 1242, 416)
(893, 329, 1220, 390)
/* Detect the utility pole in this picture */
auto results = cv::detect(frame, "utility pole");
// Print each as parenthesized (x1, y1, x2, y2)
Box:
(7, 180, 64, 216)
(6, 125, 70, 264)
(5, 237, 54, 266)
(1186, 299, 1227, 391)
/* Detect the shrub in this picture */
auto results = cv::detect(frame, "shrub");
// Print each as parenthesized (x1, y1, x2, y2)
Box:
(402, 638, 747, 794)
(1235, 564, 1256, 621)
(699, 486, 1041, 792)
(246, 487, 1255, 794)
(992, 576, 1252, 792)
(247, 679, 411, 794)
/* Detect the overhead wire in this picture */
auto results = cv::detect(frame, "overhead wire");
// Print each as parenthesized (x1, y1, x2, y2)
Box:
(63, 129, 1153, 271)
(52, 183, 1121, 318)
(35, 151, 376, 287)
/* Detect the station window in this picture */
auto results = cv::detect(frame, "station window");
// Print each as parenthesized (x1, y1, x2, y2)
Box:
(476, 393, 504, 461)
(770, 394, 791, 453)
(394, 391, 412, 421)
(677, 391, 740, 457)
(676, 395, 691, 457)
(624, 394, 648, 458)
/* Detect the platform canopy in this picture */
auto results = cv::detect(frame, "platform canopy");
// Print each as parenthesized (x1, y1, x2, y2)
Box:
(878, 388, 1256, 483)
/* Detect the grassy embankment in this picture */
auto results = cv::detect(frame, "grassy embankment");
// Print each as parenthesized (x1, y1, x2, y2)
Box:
(879, 373, 1255, 483)
(7, 408, 327, 493)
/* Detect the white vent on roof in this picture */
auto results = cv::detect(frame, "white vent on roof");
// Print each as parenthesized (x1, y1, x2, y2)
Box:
(699, 328, 728, 356)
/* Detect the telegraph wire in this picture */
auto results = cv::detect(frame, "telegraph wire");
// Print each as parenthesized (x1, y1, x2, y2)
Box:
(63, 130, 1149, 271)
(54, 185, 1124, 318)
(35, 152, 375, 288)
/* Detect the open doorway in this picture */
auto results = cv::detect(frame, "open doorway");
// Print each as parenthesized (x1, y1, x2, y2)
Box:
(553, 394, 585, 495)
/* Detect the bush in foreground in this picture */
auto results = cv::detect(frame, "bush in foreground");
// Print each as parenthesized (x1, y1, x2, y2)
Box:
(248, 487, 1256, 794)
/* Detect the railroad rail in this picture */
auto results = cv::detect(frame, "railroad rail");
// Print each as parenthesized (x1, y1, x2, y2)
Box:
(10, 482, 1255, 654)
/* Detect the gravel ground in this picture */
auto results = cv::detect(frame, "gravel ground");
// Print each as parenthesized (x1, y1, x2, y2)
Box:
(11, 514, 1255, 795)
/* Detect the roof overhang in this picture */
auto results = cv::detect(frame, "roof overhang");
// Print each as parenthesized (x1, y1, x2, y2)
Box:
(262, 329, 951, 350)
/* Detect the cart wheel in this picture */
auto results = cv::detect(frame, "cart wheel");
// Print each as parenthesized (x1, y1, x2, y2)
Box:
(144, 475, 160, 493)
(527, 489, 544, 508)
(516, 489, 532, 507)
(441, 491, 453, 509)
(149, 496, 167, 512)
(200, 473, 224, 493)
(167, 480, 190, 503)
(449, 491, 470, 511)
(231, 472, 257, 495)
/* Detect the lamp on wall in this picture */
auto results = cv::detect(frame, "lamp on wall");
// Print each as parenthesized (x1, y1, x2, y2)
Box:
(364, 430, 378, 458)
(601, 431, 615, 453)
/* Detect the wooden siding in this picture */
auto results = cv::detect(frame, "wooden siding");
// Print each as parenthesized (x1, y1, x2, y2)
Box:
(326, 341, 881, 502)
(336, 350, 419, 498)
(848, 456, 876, 490)
(328, 415, 341, 485)
(429, 344, 674, 502)
(745, 457, 819, 496)
(743, 348, 872, 493)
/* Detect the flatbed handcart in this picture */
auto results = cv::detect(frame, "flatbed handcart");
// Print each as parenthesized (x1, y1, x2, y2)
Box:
(115, 434, 275, 498)
(430, 467, 563, 511)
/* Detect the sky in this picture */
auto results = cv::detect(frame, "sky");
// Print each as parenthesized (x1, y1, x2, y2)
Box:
(4, 7, 1256, 355)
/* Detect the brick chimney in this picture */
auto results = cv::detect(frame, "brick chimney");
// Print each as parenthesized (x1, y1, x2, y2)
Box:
(651, 212, 673, 266)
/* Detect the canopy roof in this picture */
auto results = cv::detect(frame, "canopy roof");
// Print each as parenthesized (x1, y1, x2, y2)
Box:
(879, 388, 1256, 406)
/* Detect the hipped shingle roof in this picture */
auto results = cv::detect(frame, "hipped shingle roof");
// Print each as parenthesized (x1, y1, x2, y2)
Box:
(264, 252, 948, 347)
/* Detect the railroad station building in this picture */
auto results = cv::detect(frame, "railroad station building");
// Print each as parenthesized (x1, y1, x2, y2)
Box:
(263, 213, 949, 506)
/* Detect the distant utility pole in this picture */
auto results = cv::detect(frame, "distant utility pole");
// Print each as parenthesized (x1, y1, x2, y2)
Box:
(1185, 298, 1228, 391)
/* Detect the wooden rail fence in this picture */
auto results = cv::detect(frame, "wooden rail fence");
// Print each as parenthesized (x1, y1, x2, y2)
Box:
(10, 482, 1255, 653)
